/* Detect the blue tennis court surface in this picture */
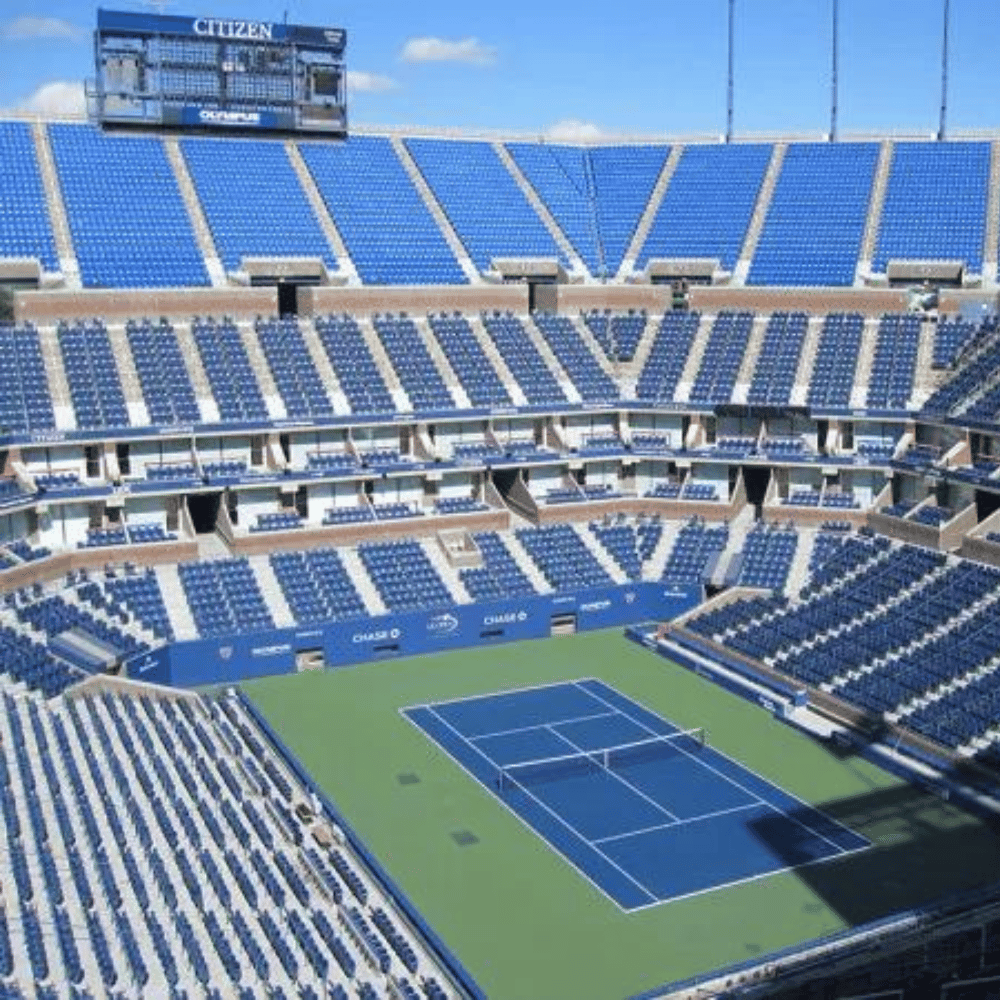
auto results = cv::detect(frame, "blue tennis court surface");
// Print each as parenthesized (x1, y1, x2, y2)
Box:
(404, 679, 870, 910)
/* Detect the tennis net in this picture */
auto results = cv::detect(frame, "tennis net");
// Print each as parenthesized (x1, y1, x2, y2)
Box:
(497, 727, 706, 791)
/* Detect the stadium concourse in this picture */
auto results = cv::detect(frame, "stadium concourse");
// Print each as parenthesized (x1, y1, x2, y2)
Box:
(1, 114, 1000, 999)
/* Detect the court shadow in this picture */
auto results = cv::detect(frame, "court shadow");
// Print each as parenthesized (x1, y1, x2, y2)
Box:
(747, 783, 1000, 926)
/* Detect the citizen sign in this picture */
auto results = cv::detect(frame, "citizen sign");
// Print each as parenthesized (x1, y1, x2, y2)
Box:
(193, 18, 274, 40)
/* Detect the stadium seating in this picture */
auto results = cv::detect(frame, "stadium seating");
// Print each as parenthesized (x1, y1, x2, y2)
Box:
(460, 532, 537, 600)
(313, 314, 396, 415)
(688, 312, 754, 405)
(0, 325, 56, 433)
(582, 310, 647, 363)
(516, 524, 612, 590)
(405, 138, 565, 272)
(661, 520, 728, 584)
(635, 312, 702, 403)
(126, 318, 202, 425)
(191, 317, 269, 422)
(255, 317, 335, 418)
(178, 558, 273, 637)
(749, 143, 878, 286)
(300, 135, 466, 284)
(589, 145, 670, 276)
(807, 313, 864, 408)
(728, 523, 798, 591)
(532, 313, 619, 402)
(505, 142, 603, 274)
(271, 549, 366, 624)
(873, 142, 990, 274)
(746, 312, 809, 406)
(427, 313, 513, 407)
(57, 320, 130, 429)
(866, 313, 921, 410)
(49, 123, 208, 287)
(182, 136, 337, 272)
(372, 315, 455, 411)
(358, 541, 452, 612)
(0, 121, 59, 271)
(481, 313, 568, 404)
(639, 143, 772, 272)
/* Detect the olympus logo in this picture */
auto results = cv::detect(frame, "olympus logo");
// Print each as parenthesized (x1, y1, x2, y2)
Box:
(193, 18, 274, 40)
(199, 109, 261, 125)
(483, 611, 529, 626)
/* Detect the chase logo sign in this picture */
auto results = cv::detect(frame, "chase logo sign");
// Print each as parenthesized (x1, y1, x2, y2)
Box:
(352, 628, 401, 644)
(426, 613, 459, 636)
(482, 610, 529, 626)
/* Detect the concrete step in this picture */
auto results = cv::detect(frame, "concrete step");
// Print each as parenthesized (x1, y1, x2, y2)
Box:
(790, 316, 825, 406)
(391, 136, 479, 283)
(674, 313, 716, 403)
(164, 135, 226, 287)
(849, 317, 882, 409)
(732, 314, 771, 405)
(620, 145, 684, 278)
(155, 563, 200, 641)
(522, 315, 582, 405)
(856, 140, 894, 283)
(501, 532, 553, 595)
(340, 549, 389, 617)
(174, 320, 222, 424)
(32, 121, 80, 287)
(467, 315, 529, 406)
(36, 324, 77, 430)
(237, 320, 287, 420)
(298, 317, 352, 416)
(574, 523, 628, 585)
(106, 322, 151, 426)
(421, 538, 472, 604)
(414, 316, 471, 408)
(734, 142, 787, 285)
(493, 141, 586, 278)
(249, 554, 297, 629)
(285, 139, 359, 284)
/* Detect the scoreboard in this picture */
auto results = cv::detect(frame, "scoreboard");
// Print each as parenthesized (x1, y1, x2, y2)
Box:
(88, 8, 347, 136)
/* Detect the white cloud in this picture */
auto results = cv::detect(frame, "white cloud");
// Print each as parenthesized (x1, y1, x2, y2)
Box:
(347, 70, 397, 94)
(0, 16, 85, 41)
(546, 119, 603, 141)
(400, 36, 496, 67)
(7, 80, 86, 117)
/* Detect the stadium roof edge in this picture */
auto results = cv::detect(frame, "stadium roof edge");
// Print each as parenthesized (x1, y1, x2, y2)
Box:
(4, 110, 1000, 145)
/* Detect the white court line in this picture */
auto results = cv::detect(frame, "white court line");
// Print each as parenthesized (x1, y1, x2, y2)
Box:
(542, 723, 681, 825)
(577, 679, 863, 856)
(417, 704, 660, 907)
(411, 677, 592, 712)
(593, 801, 763, 846)
(469, 711, 618, 744)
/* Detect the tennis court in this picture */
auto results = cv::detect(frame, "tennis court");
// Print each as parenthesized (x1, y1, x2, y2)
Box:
(405, 678, 870, 910)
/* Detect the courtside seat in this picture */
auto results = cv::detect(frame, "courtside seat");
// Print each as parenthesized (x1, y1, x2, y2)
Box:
(461, 532, 536, 600)
(515, 524, 612, 591)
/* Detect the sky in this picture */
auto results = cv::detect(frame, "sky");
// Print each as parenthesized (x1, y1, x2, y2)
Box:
(1, 0, 999, 139)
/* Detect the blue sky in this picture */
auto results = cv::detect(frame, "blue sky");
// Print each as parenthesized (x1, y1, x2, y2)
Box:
(1, 0, 998, 137)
